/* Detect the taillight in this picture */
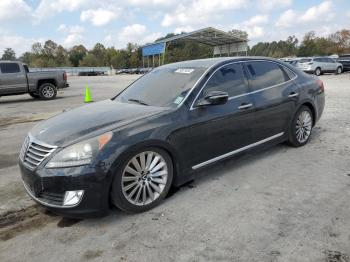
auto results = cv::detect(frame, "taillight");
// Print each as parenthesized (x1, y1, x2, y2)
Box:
(63, 72, 67, 81)
(317, 79, 324, 92)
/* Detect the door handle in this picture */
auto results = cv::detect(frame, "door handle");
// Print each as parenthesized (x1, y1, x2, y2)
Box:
(288, 92, 299, 98)
(238, 103, 253, 110)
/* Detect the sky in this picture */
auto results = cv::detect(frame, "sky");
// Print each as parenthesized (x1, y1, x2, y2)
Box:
(0, 0, 349, 56)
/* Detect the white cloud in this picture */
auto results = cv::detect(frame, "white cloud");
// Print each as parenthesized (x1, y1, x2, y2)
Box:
(0, 35, 41, 56)
(275, 9, 297, 28)
(36, 0, 90, 14)
(57, 24, 85, 47)
(106, 24, 162, 48)
(0, 0, 32, 21)
(300, 0, 333, 22)
(63, 34, 84, 47)
(80, 8, 119, 26)
(119, 24, 147, 41)
(161, 0, 247, 27)
(231, 15, 268, 40)
(243, 15, 269, 27)
(174, 26, 195, 34)
(257, 0, 292, 12)
(276, 1, 334, 28)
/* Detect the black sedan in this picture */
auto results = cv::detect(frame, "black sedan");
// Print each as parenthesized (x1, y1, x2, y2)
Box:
(19, 57, 325, 217)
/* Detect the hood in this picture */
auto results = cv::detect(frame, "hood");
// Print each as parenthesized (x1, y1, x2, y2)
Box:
(30, 100, 165, 146)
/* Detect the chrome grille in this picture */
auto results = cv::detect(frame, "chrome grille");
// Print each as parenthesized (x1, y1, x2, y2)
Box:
(20, 135, 57, 170)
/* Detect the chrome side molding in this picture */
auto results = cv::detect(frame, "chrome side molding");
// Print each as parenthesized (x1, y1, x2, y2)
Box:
(192, 132, 284, 170)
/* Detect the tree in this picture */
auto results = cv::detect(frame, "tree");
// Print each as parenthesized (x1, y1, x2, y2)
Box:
(69, 45, 87, 67)
(43, 40, 58, 58)
(79, 54, 99, 67)
(1, 48, 16, 60)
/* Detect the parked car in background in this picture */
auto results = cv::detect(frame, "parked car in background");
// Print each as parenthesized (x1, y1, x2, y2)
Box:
(337, 55, 350, 72)
(297, 57, 343, 76)
(285, 59, 300, 67)
(19, 57, 325, 217)
(78, 71, 105, 76)
(0, 61, 68, 100)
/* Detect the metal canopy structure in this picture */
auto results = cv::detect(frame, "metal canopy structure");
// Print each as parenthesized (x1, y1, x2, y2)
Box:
(142, 27, 248, 67)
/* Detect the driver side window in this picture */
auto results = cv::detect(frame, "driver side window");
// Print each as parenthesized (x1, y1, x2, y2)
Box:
(198, 63, 248, 100)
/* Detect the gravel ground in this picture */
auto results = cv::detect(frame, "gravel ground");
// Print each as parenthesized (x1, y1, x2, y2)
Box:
(0, 73, 349, 262)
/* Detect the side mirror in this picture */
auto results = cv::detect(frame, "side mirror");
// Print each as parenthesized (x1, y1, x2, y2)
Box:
(196, 91, 229, 107)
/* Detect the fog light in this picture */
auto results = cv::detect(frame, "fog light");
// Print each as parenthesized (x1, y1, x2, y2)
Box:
(63, 190, 84, 206)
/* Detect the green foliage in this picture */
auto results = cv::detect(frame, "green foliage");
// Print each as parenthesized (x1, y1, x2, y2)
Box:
(10, 28, 350, 68)
(1, 48, 16, 60)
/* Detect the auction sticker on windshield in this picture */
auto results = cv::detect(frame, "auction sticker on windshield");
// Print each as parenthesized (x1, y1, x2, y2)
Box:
(175, 68, 194, 74)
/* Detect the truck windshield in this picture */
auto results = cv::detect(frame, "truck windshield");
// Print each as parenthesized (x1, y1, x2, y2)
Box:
(114, 66, 206, 108)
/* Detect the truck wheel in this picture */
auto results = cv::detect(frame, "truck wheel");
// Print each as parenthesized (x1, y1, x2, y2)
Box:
(29, 93, 40, 99)
(38, 83, 57, 100)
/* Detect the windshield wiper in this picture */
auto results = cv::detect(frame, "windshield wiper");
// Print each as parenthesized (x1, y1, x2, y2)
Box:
(128, 98, 149, 106)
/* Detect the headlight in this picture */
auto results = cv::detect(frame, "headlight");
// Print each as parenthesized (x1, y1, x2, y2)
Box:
(46, 132, 113, 168)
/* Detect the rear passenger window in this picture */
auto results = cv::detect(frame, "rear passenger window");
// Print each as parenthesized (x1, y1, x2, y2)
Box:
(245, 61, 289, 91)
(0, 63, 20, 73)
(199, 63, 248, 99)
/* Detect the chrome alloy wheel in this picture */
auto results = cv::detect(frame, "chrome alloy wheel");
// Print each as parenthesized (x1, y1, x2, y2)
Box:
(121, 151, 168, 206)
(42, 85, 55, 98)
(295, 110, 312, 143)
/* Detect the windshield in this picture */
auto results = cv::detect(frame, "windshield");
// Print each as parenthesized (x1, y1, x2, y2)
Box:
(114, 66, 207, 108)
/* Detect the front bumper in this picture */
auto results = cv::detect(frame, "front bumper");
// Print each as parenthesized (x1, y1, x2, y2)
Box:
(19, 161, 110, 218)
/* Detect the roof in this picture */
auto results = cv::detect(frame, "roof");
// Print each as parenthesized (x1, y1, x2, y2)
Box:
(144, 27, 248, 47)
(161, 56, 280, 69)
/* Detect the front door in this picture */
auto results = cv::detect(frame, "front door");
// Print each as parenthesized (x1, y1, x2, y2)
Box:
(0, 62, 27, 94)
(186, 62, 256, 169)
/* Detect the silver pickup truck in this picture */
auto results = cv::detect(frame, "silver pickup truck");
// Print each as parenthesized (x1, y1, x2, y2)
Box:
(0, 61, 68, 100)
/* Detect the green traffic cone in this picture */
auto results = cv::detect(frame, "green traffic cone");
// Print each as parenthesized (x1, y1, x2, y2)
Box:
(84, 85, 93, 103)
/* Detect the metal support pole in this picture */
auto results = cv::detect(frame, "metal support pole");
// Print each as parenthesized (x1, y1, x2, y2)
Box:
(158, 54, 160, 67)
(152, 55, 154, 68)
(162, 42, 167, 65)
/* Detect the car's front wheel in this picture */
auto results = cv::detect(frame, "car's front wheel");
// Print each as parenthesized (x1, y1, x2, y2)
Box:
(315, 67, 321, 76)
(288, 106, 314, 147)
(111, 148, 173, 213)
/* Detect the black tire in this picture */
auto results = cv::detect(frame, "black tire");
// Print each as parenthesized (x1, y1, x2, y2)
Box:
(38, 83, 57, 100)
(111, 147, 173, 213)
(315, 67, 321, 76)
(29, 92, 40, 99)
(335, 67, 342, 75)
(288, 106, 314, 147)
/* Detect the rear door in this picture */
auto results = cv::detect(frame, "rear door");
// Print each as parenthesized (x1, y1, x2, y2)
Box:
(187, 62, 256, 169)
(0, 62, 27, 94)
(244, 60, 299, 142)
(325, 58, 337, 72)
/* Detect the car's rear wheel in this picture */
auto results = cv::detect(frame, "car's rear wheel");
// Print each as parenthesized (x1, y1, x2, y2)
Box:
(111, 148, 173, 213)
(315, 67, 321, 76)
(335, 67, 342, 75)
(38, 83, 57, 100)
(288, 106, 313, 147)
(29, 92, 40, 99)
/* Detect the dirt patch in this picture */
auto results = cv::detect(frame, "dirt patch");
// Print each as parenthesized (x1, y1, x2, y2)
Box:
(57, 217, 82, 228)
(324, 250, 349, 262)
(0, 153, 19, 169)
(0, 113, 58, 128)
(82, 250, 104, 260)
(0, 205, 58, 241)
